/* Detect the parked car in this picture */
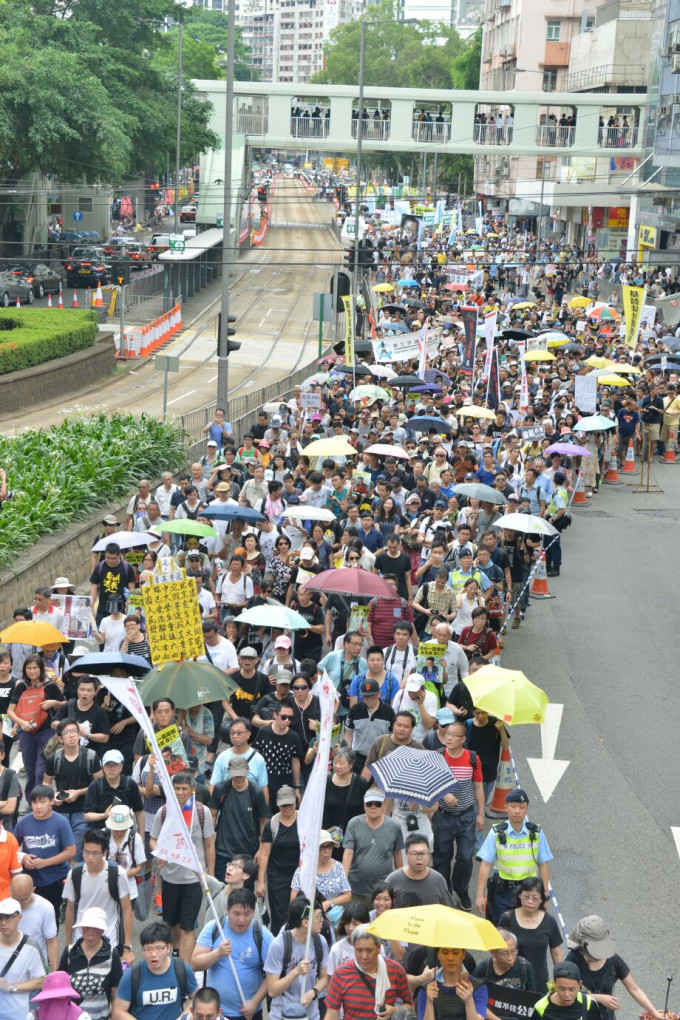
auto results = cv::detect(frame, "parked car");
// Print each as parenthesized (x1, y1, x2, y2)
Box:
(7, 262, 62, 298)
(0, 273, 34, 306)
(64, 248, 111, 287)
(179, 203, 197, 223)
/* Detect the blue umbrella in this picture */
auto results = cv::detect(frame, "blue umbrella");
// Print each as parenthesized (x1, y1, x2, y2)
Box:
(201, 504, 266, 522)
(64, 652, 150, 677)
(407, 415, 454, 434)
(396, 279, 420, 288)
(661, 336, 680, 352)
(368, 745, 458, 807)
(382, 322, 410, 334)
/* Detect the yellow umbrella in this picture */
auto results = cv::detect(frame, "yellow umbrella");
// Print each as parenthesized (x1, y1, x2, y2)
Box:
(302, 436, 358, 457)
(584, 356, 616, 370)
(373, 283, 394, 293)
(568, 295, 591, 308)
(607, 363, 641, 375)
(367, 903, 507, 951)
(512, 302, 536, 310)
(596, 374, 630, 387)
(454, 405, 496, 420)
(523, 349, 556, 363)
(542, 332, 571, 348)
(464, 664, 548, 724)
(0, 620, 68, 647)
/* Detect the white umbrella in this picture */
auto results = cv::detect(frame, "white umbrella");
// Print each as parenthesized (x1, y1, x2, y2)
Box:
(574, 414, 616, 432)
(499, 512, 559, 537)
(281, 505, 336, 523)
(365, 443, 411, 461)
(370, 364, 398, 379)
(91, 531, 159, 552)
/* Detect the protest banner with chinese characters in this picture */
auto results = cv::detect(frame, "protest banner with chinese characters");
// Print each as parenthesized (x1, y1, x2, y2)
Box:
(622, 285, 645, 348)
(141, 559, 204, 666)
(484, 982, 540, 1020)
(300, 392, 322, 410)
(341, 295, 354, 366)
(371, 327, 441, 364)
(416, 641, 447, 685)
(148, 722, 188, 771)
(348, 605, 370, 638)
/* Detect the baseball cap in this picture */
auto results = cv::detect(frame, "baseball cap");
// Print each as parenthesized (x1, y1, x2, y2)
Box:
(553, 962, 582, 983)
(436, 707, 456, 726)
(364, 788, 385, 804)
(277, 785, 297, 806)
(207, 440, 218, 447)
(300, 546, 315, 559)
(319, 828, 340, 847)
(505, 787, 529, 804)
(274, 635, 292, 649)
(271, 415, 282, 426)
(0, 899, 20, 916)
(227, 755, 249, 778)
(361, 678, 381, 696)
(102, 750, 124, 766)
(102, 514, 120, 526)
(286, 494, 301, 505)
(405, 673, 425, 692)
(186, 551, 201, 559)
(434, 500, 447, 509)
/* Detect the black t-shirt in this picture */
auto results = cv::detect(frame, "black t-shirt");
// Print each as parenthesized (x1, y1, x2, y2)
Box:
(499, 909, 563, 993)
(100, 695, 138, 751)
(533, 995, 601, 1020)
(55, 700, 111, 758)
(89, 560, 136, 604)
(83, 775, 144, 820)
(565, 951, 629, 1020)
(10, 680, 63, 733)
(466, 718, 504, 783)
(261, 816, 300, 873)
(322, 775, 369, 832)
(498, 538, 524, 583)
(229, 669, 271, 718)
(209, 779, 269, 858)
(251, 692, 294, 725)
(0, 678, 15, 716)
(289, 601, 324, 660)
(253, 726, 302, 788)
(374, 551, 412, 600)
(44, 750, 98, 813)
(289, 695, 321, 755)
(447, 680, 474, 719)
(170, 490, 187, 510)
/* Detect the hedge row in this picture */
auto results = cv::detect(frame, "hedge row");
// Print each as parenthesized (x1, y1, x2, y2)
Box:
(0, 308, 99, 374)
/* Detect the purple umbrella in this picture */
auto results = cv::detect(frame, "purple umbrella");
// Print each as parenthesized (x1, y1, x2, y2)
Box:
(544, 442, 592, 457)
(410, 384, 443, 394)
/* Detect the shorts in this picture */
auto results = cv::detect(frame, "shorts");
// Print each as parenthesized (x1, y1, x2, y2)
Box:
(161, 879, 203, 931)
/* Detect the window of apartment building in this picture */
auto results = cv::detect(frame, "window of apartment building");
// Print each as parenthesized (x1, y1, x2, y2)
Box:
(543, 69, 558, 91)
(546, 19, 561, 41)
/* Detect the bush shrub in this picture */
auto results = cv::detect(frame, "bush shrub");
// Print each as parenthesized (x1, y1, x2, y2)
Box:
(0, 309, 98, 374)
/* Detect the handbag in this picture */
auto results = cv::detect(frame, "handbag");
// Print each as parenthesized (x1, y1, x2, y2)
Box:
(133, 872, 153, 922)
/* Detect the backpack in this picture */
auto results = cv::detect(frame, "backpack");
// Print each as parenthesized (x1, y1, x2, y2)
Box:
(160, 800, 206, 830)
(129, 957, 188, 1010)
(0, 769, 19, 828)
(210, 917, 264, 966)
(213, 779, 260, 819)
(279, 929, 323, 978)
(14, 685, 48, 731)
(53, 747, 98, 788)
(72, 862, 122, 948)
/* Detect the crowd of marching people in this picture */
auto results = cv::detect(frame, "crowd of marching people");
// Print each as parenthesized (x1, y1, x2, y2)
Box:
(0, 218, 677, 1020)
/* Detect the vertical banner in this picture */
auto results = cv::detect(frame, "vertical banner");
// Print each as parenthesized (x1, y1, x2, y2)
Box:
(296, 672, 335, 902)
(482, 312, 497, 382)
(621, 285, 645, 349)
(417, 322, 428, 379)
(516, 342, 529, 412)
(487, 349, 501, 409)
(458, 306, 478, 376)
(341, 294, 354, 366)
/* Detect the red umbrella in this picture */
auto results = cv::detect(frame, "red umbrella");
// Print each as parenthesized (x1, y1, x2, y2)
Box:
(302, 568, 396, 599)
(445, 282, 469, 291)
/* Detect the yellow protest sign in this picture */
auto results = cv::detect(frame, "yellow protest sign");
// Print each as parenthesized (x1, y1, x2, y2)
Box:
(141, 559, 204, 666)
(341, 294, 354, 366)
(622, 285, 645, 349)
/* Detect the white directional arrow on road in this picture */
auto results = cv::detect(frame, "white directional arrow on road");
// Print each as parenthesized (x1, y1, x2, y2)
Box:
(527, 703, 570, 802)
(671, 827, 680, 861)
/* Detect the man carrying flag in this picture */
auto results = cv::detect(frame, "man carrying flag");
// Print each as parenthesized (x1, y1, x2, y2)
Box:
(149, 770, 215, 965)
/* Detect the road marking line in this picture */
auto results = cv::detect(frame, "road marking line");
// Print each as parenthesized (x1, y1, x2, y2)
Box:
(166, 390, 195, 406)
(208, 374, 218, 382)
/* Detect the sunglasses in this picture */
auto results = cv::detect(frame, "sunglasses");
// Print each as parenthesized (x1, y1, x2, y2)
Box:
(278, 714, 294, 722)
(292, 685, 308, 691)
(365, 801, 383, 807)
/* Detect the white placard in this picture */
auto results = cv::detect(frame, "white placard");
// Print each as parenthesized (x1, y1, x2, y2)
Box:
(301, 392, 322, 409)
(574, 373, 597, 413)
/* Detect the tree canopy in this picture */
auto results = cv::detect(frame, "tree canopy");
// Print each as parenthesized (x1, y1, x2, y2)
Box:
(155, 8, 259, 82)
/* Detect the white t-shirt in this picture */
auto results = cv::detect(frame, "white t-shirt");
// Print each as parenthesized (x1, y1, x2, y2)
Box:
(197, 589, 217, 618)
(391, 688, 438, 743)
(32, 606, 65, 633)
(0, 936, 44, 1020)
(200, 636, 238, 673)
(63, 863, 129, 947)
(441, 640, 470, 695)
(217, 573, 254, 606)
(98, 615, 126, 653)
(18, 894, 57, 964)
(107, 832, 147, 899)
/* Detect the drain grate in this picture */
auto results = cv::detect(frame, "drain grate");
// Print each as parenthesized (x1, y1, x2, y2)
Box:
(633, 509, 680, 519)
(571, 509, 612, 517)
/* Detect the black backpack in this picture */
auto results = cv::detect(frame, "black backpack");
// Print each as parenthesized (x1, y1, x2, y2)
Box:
(53, 747, 98, 788)
(279, 929, 323, 978)
(129, 957, 188, 1009)
(0, 769, 19, 828)
(71, 862, 122, 949)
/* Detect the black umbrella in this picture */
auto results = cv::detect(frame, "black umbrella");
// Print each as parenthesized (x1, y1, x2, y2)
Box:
(562, 343, 585, 354)
(405, 299, 426, 310)
(502, 328, 535, 340)
(392, 374, 426, 387)
(333, 339, 372, 355)
(660, 336, 680, 353)
(645, 353, 680, 367)
(335, 363, 374, 376)
(376, 303, 410, 315)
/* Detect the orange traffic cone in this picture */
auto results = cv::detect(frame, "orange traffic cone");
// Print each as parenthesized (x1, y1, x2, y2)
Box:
(663, 428, 677, 463)
(485, 747, 514, 818)
(623, 438, 637, 473)
(92, 282, 104, 307)
(72, 290, 78, 308)
(603, 448, 622, 484)
(47, 293, 53, 309)
(57, 291, 63, 309)
(571, 471, 588, 505)
(15, 296, 20, 308)
(530, 551, 554, 599)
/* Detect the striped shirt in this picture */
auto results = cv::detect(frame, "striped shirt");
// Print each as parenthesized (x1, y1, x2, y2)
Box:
(326, 959, 412, 1020)
(439, 748, 483, 812)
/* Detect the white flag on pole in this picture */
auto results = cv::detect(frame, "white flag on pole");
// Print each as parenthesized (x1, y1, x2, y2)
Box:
(417, 322, 428, 381)
(296, 671, 335, 904)
(482, 312, 497, 382)
(97, 676, 204, 877)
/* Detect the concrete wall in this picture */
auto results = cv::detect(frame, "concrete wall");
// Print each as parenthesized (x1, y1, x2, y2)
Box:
(0, 336, 118, 415)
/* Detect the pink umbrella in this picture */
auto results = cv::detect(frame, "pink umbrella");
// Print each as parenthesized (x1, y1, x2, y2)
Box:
(301, 568, 397, 599)
(544, 442, 592, 457)
(365, 443, 411, 460)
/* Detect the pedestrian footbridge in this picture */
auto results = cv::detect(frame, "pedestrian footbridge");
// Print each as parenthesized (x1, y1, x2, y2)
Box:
(196, 80, 647, 159)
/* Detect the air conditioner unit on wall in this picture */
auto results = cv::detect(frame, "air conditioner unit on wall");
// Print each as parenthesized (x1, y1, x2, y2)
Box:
(672, 54, 680, 72)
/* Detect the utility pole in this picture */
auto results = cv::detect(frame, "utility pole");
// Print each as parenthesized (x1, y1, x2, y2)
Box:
(351, 5, 366, 308)
(217, 0, 236, 417)
(174, 23, 183, 235)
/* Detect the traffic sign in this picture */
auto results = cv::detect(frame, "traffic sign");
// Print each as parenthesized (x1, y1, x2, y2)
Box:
(216, 215, 223, 228)
(169, 234, 185, 252)
(72, 211, 83, 222)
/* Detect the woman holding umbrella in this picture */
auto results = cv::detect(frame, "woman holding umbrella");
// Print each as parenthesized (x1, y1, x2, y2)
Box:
(420, 947, 488, 1020)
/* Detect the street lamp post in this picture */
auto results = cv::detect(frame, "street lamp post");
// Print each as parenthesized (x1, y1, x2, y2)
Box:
(174, 23, 183, 235)
(217, 0, 236, 418)
(351, 5, 366, 305)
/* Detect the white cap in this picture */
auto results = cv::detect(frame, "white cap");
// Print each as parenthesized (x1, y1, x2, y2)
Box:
(405, 673, 425, 692)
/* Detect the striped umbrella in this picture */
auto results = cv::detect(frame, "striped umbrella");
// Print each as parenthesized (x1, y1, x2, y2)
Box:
(367, 745, 458, 807)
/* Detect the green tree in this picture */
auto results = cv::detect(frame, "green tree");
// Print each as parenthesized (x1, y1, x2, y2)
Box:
(157, 9, 258, 81)
(451, 27, 482, 90)
(0, 0, 219, 252)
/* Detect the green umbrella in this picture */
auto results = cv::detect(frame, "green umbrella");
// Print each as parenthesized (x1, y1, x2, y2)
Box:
(235, 604, 311, 629)
(150, 520, 217, 538)
(138, 660, 239, 708)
